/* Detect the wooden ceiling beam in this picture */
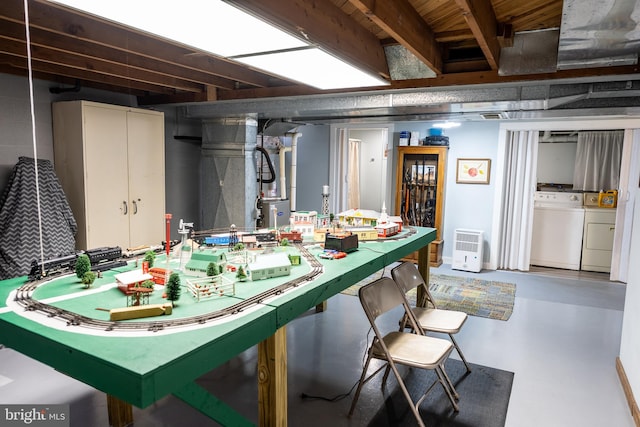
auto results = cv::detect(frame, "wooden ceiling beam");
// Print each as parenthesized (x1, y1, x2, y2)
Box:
(217, 64, 640, 100)
(0, 37, 205, 92)
(1, 0, 277, 88)
(0, 63, 149, 96)
(0, 18, 238, 91)
(226, 0, 390, 79)
(347, 0, 443, 74)
(454, 0, 501, 70)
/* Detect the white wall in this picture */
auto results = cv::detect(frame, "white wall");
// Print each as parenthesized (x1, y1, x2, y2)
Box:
(620, 190, 640, 401)
(392, 121, 501, 263)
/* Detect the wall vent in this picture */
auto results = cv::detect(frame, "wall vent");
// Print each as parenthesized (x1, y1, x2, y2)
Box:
(480, 112, 507, 120)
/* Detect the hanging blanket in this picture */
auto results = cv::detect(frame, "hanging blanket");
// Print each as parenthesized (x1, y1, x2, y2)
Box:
(0, 157, 77, 280)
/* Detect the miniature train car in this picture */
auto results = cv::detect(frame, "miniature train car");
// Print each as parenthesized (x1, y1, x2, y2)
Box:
(279, 230, 303, 243)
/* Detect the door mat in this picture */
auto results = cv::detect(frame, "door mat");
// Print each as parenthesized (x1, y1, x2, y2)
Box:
(366, 359, 514, 427)
(341, 273, 516, 321)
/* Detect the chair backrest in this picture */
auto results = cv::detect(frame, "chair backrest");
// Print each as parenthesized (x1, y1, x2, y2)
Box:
(391, 262, 437, 308)
(358, 277, 404, 319)
(358, 277, 421, 332)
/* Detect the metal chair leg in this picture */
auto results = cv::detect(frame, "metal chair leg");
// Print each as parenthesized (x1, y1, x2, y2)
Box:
(449, 334, 472, 373)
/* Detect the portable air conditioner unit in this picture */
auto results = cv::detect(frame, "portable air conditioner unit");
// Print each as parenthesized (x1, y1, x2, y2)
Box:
(451, 229, 484, 272)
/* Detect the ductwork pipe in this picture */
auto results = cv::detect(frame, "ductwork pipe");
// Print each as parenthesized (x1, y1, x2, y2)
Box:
(278, 132, 301, 211)
(290, 132, 299, 212)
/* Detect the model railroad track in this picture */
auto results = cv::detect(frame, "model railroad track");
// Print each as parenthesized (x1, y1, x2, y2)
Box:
(13, 244, 324, 333)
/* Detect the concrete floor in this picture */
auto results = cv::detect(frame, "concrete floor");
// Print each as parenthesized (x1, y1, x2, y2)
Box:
(0, 264, 634, 427)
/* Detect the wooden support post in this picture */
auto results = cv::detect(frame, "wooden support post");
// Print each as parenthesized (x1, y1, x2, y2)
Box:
(417, 241, 432, 308)
(107, 395, 133, 427)
(258, 326, 287, 427)
(315, 301, 327, 312)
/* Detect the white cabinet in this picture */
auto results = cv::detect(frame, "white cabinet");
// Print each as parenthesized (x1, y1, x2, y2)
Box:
(581, 208, 616, 272)
(53, 101, 165, 250)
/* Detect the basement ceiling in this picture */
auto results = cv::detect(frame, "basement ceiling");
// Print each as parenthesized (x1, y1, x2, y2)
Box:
(0, 0, 639, 115)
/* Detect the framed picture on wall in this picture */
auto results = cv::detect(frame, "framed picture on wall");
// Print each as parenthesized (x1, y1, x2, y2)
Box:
(456, 158, 491, 184)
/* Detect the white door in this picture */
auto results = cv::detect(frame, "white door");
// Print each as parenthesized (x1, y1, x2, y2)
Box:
(83, 105, 130, 249)
(127, 110, 165, 248)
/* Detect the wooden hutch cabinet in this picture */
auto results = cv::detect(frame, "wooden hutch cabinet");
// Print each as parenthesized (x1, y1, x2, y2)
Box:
(394, 145, 448, 266)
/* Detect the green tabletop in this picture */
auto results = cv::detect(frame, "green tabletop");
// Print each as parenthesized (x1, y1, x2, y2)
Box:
(0, 227, 435, 413)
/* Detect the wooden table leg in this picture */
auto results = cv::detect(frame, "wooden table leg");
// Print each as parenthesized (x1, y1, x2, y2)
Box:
(314, 301, 327, 312)
(107, 394, 133, 427)
(258, 326, 287, 427)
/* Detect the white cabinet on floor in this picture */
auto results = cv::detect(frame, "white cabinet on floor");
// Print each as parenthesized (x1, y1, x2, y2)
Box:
(581, 208, 616, 272)
(53, 100, 165, 250)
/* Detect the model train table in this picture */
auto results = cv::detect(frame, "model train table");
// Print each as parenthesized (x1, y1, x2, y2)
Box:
(0, 226, 435, 426)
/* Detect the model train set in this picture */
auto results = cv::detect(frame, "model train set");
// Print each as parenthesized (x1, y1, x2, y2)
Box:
(27, 243, 174, 282)
(10, 223, 416, 334)
(13, 243, 324, 333)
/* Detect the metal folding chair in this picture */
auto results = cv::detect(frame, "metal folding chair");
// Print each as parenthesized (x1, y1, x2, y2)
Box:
(348, 277, 459, 427)
(392, 261, 472, 373)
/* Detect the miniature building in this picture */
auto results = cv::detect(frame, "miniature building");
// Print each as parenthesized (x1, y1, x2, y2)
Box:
(316, 213, 331, 228)
(290, 210, 318, 236)
(149, 267, 171, 285)
(337, 209, 379, 227)
(241, 234, 257, 248)
(184, 249, 227, 277)
(248, 252, 292, 280)
(114, 270, 154, 294)
(389, 215, 404, 232)
(288, 254, 301, 265)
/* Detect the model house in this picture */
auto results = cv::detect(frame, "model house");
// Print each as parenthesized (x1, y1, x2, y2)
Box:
(183, 249, 227, 277)
(247, 252, 292, 281)
(0, 2, 639, 426)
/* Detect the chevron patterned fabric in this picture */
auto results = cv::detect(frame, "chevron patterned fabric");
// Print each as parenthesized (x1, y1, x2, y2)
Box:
(0, 157, 77, 280)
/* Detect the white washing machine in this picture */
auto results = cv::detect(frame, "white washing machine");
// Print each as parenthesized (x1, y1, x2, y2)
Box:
(530, 191, 585, 270)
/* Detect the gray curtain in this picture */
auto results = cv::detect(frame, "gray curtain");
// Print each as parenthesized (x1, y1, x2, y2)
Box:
(572, 130, 623, 191)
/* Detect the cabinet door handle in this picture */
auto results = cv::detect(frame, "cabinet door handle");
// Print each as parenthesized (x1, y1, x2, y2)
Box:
(123, 201, 128, 215)
(132, 200, 138, 215)
(610, 226, 615, 231)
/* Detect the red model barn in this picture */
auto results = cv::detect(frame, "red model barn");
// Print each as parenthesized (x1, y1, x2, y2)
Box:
(114, 270, 154, 294)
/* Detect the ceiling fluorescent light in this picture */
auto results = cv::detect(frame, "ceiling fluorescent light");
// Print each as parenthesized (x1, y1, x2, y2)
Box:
(48, 0, 307, 57)
(236, 48, 388, 90)
(431, 121, 461, 129)
(48, 0, 388, 90)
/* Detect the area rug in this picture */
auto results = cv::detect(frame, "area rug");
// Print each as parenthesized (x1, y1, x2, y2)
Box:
(341, 271, 516, 321)
(367, 359, 514, 427)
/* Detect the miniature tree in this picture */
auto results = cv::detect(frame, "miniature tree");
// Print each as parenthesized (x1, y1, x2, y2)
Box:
(75, 254, 91, 279)
(81, 271, 96, 288)
(166, 272, 181, 305)
(280, 238, 289, 247)
(236, 265, 248, 282)
(143, 251, 156, 268)
(233, 242, 245, 252)
(141, 279, 155, 290)
(206, 262, 219, 277)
